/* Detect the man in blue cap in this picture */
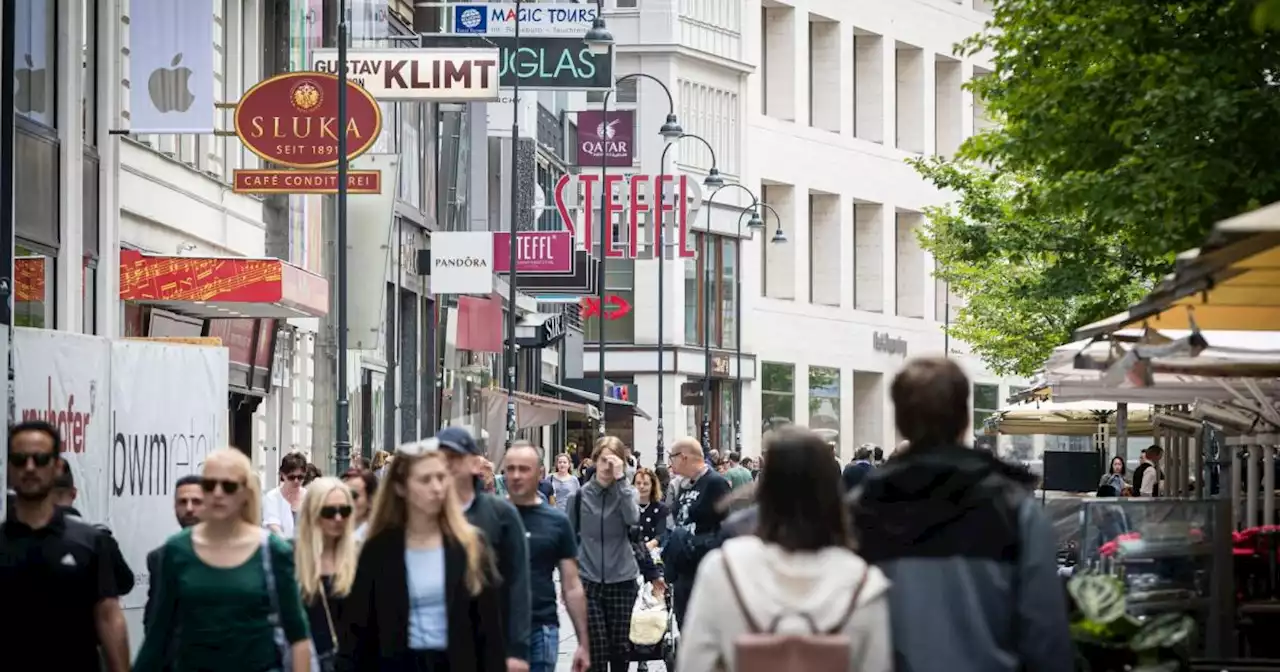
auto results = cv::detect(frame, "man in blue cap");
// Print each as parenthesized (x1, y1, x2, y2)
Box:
(437, 426, 532, 672)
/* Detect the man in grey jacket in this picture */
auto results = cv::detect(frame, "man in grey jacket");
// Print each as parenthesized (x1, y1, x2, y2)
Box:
(848, 358, 1071, 672)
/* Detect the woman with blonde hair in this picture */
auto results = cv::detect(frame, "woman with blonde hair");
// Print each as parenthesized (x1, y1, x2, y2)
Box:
(371, 450, 393, 479)
(338, 441, 504, 671)
(295, 477, 359, 669)
(136, 448, 311, 672)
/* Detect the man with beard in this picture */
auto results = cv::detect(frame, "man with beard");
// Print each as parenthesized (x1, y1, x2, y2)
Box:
(145, 474, 205, 630)
(52, 463, 136, 596)
(0, 421, 130, 671)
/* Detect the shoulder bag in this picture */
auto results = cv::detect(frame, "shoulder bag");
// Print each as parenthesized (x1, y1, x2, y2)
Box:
(260, 530, 321, 672)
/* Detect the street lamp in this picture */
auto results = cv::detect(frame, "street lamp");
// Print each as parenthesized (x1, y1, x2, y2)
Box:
(583, 0, 614, 55)
(334, 0, 352, 473)
(656, 134, 721, 466)
(736, 202, 781, 453)
(503, 0, 527, 451)
(597, 74, 681, 442)
(702, 183, 762, 454)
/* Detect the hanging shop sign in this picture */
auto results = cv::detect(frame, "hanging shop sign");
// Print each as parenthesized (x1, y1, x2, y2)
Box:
(873, 331, 908, 356)
(513, 251, 599, 295)
(233, 169, 382, 194)
(575, 110, 634, 167)
(429, 232, 495, 296)
(493, 231, 574, 275)
(231, 71, 384, 193)
(434, 36, 612, 90)
(579, 294, 631, 321)
(553, 173, 705, 260)
(310, 49, 501, 101)
(451, 3, 598, 36)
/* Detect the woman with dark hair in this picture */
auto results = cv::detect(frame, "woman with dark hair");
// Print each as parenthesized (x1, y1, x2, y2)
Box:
(1100, 456, 1129, 495)
(676, 427, 892, 672)
(342, 468, 379, 543)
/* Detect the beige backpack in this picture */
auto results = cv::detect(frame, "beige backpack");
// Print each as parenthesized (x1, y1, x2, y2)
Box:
(721, 557, 868, 672)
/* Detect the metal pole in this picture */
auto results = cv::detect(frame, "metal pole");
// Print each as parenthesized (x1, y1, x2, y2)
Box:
(597, 92, 611, 437)
(656, 149, 667, 463)
(0, 0, 14, 428)
(734, 212, 745, 454)
(334, 3, 352, 473)
(701, 202, 712, 452)
(504, 0, 523, 451)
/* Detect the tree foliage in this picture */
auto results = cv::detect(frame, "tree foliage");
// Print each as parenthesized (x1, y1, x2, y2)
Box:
(916, 0, 1280, 375)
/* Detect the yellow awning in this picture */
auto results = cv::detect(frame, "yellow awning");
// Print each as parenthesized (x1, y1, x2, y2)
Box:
(1073, 204, 1280, 339)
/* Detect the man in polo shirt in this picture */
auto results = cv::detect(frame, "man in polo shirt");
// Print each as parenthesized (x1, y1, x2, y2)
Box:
(52, 462, 136, 596)
(0, 421, 130, 671)
(438, 426, 532, 672)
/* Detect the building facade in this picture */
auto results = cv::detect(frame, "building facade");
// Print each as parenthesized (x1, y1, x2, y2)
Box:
(583, 0, 1025, 460)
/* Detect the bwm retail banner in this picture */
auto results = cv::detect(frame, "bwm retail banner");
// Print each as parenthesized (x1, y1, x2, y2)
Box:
(346, 154, 400, 351)
(109, 340, 227, 610)
(128, 0, 216, 133)
(13, 329, 112, 525)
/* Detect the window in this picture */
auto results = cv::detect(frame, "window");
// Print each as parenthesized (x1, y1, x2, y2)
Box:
(15, 243, 54, 329)
(398, 102, 422, 208)
(616, 0, 638, 8)
(583, 261, 634, 343)
(973, 383, 1000, 436)
(684, 233, 739, 348)
(678, 79, 739, 175)
(536, 159, 567, 230)
(808, 366, 840, 436)
(588, 78, 637, 104)
(82, 0, 98, 142)
(82, 256, 97, 334)
(760, 362, 795, 428)
(15, 0, 57, 127)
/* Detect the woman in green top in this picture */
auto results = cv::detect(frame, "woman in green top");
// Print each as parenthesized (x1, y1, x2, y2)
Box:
(136, 448, 312, 672)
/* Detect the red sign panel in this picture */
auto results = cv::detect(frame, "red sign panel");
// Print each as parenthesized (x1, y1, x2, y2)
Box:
(234, 71, 383, 169)
(492, 231, 574, 274)
(553, 173, 700, 260)
(575, 109, 634, 167)
(580, 294, 631, 320)
(233, 169, 382, 194)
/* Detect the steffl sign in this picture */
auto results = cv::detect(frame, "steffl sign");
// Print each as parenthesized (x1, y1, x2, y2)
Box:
(553, 173, 705, 260)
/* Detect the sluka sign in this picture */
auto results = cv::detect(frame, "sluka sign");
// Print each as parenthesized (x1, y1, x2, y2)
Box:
(553, 173, 705, 259)
(233, 72, 383, 169)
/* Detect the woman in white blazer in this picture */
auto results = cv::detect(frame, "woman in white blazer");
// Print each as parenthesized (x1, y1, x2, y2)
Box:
(677, 427, 892, 672)
(262, 451, 309, 539)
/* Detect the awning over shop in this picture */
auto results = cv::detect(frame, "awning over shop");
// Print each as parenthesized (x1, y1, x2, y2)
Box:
(120, 249, 329, 319)
(1073, 204, 1280, 340)
(991, 400, 1155, 437)
(541, 381, 653, 420)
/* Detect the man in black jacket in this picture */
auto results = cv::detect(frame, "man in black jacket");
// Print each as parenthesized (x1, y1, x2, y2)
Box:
(662, 436, 731, 627)
(438, 427, 532, 672)
(144, 474, 204, 630)
(53, 463, 136, 597)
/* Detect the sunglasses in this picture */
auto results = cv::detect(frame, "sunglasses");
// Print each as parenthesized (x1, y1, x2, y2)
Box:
(319, 505, 353, 520)
(9, 451, 58, 468)
(200, 478, 243, 495)
(283, 473, 305, 483)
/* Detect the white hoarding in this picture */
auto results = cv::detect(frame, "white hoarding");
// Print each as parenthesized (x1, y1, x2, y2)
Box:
(451, 3, 597, 36)
(311, 49, 502, 101)
(430, 232, 495, 295)
(13, 329, 112, 524)
(109, 340, 228, 609)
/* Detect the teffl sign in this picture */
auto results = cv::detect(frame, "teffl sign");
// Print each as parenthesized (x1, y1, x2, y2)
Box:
(231, 72, 384, 194)
(553, 173, 705, 260)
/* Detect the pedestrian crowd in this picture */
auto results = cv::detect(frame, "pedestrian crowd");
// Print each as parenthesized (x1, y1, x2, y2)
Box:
(0, 355, 1077, 672)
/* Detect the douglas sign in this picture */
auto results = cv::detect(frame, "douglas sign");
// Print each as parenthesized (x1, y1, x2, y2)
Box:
(233, 72, 383, 169)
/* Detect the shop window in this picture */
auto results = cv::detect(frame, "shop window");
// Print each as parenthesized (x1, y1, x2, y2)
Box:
(15, 243, 55, 328)
(583, 261, 634, 344)
(973, 383, 1000, 435)
(684, 233, 739, 347)
(760, 362, 795, 430)
(808, 366, 841, 449)
(15, 0, 57, 128)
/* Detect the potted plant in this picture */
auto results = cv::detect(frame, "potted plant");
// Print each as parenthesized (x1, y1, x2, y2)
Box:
(1067, 573, 1196, 671)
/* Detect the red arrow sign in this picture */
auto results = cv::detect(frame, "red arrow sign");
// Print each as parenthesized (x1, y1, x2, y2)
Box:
(580, 294, 632, 320)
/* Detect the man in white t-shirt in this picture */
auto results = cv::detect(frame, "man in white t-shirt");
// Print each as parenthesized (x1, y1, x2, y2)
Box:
(262, 451, 308, 538)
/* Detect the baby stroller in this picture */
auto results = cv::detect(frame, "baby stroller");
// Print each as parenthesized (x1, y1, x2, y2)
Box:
(628, 581, 678, 670)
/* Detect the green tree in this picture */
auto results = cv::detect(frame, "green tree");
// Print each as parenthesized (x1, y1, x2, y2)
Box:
(917, 0, 1280, 375)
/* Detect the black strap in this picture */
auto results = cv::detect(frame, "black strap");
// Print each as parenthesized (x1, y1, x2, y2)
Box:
(573, 488, 582, 540)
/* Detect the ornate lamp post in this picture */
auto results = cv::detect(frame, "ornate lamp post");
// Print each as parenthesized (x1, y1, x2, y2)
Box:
(734, 203, 782, 452)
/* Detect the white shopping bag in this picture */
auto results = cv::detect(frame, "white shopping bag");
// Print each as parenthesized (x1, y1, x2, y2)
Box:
(629, 581, 668, 646)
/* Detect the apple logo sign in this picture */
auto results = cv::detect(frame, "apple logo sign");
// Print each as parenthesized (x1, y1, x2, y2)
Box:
(148, 53, 196, 114)
(14, 54, 47, 115)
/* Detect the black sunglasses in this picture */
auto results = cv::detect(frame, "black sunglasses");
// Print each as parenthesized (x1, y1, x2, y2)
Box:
(9, 451, 58, 468)
(319, 505, 353, 520)
(283, 473, 305, 483)
(200, 478, 242, 495)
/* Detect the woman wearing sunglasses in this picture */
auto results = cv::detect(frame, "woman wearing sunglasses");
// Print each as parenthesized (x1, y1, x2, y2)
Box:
(295, 477, 359, 670)
(338, 441, 504, 672)
(135, 448, 311, 672)
(342, 468, 379, 543)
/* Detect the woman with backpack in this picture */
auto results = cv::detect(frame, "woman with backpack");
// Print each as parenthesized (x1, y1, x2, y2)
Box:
(676, 426, 892, 672)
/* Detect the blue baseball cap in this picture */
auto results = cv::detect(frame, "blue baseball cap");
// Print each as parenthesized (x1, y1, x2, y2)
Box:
(436, 427, 482, 456)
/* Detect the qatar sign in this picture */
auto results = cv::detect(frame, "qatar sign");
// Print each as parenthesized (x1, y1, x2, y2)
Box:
(575, 110, 633, 167)
(553, 173, 704, 260)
